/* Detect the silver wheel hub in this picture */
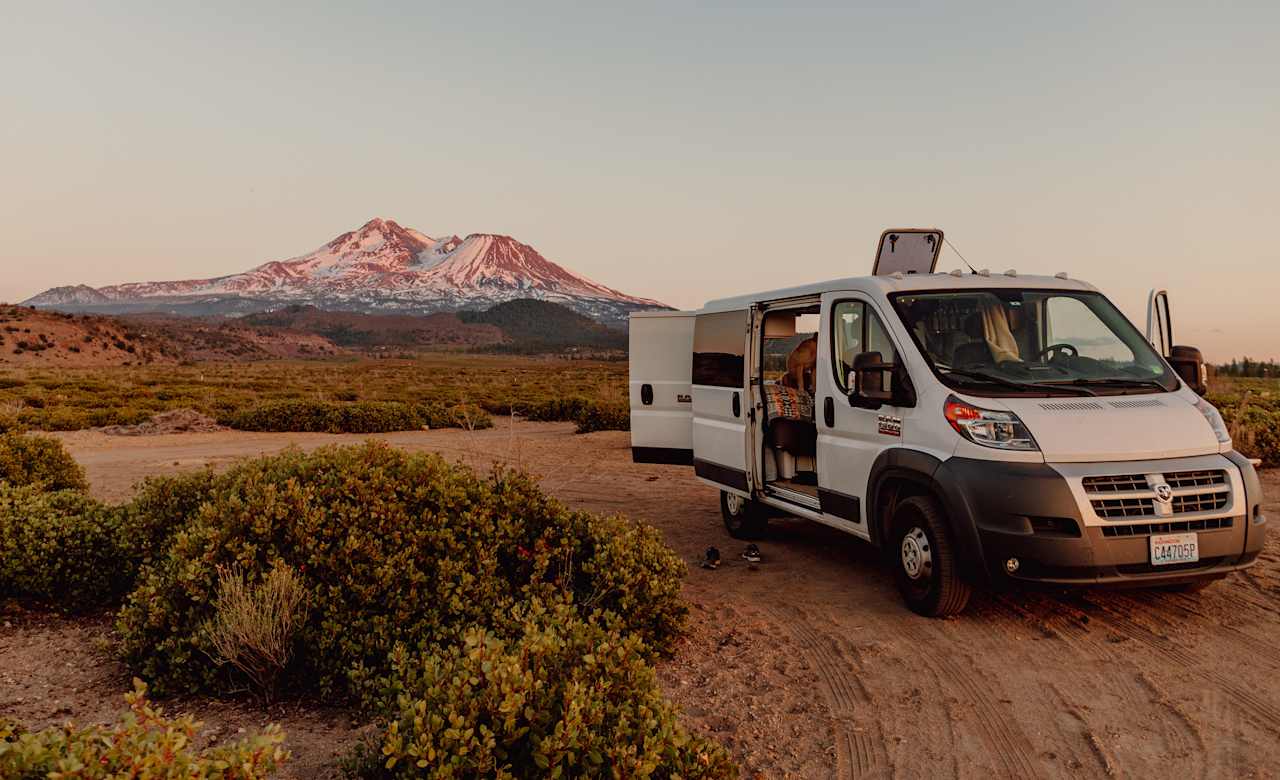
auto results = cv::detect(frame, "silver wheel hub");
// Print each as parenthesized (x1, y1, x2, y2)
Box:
(900, 527, 933, 581)
(725, 492, 745, 516)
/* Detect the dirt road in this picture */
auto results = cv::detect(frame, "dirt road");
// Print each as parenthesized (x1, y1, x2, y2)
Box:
(23, 424, 1280, 777)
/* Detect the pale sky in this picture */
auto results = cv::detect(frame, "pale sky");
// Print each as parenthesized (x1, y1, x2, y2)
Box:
(2, 1, 1277, 361)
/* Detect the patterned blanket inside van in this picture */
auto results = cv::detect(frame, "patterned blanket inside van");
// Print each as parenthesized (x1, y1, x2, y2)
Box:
(764, 384, 814, 420)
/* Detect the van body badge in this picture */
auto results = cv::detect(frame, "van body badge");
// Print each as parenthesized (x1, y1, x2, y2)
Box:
(877, 414, 902, 437)
(677, 394, 692, 403)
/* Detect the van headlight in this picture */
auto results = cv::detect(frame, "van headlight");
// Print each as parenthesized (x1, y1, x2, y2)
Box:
(944, 395, 1039, 451)
(1192, 397, 1231, 444)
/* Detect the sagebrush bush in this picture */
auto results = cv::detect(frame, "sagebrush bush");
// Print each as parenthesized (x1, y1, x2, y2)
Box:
(1215, 400, 1280, 466)
(517, 396, 590, 422)
(0, 485, 132, 607)
(205, 563, 310, 702)
(222, 399, 492, 434)
(574, 401, 630, 433)
(117, 442, 686, 698)
(344, 601, 734, 780)
(0, 431, 87, 491)
(0, 680, 286, 778)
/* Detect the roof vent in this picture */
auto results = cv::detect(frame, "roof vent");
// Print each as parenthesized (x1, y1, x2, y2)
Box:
(1055, 272, 1069, 279)
(978, 268, 991, 277)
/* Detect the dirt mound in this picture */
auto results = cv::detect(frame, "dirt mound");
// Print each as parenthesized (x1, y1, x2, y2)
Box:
(96, 409, 226, 436)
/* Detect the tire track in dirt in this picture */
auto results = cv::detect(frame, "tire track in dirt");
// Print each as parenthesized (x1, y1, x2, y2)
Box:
(1104, 590, 1280, 675)
(988, 592, 1208, 778)
(1133, 671, 1209, 776)
(1075, 594, 1280, 730)
(765, 604, 891, 779)
(892, 617, 1042, 779)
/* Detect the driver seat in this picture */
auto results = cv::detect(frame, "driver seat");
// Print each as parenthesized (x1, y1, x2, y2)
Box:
(952, 313, 993, 368)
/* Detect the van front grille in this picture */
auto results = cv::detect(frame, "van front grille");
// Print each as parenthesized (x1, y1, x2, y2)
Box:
(1099, 517, 1234, 537)
(1084, 469, 1231, 521)
(1171, 492, 1229, 514)
(1165, 470, 1227, 489)
(1092, 497, 1156, 518)
(1083, 474, 1148, 493)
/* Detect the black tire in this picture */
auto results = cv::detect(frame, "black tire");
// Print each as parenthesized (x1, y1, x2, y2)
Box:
(720, 490, 767, 540)
(891, 495, 972, 617)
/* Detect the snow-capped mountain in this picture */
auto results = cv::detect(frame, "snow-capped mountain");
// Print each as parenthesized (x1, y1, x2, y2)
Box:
(22, 218, 666, 323)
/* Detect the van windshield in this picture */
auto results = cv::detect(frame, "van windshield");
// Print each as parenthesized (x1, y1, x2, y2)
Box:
(890, 289, 1178, 395)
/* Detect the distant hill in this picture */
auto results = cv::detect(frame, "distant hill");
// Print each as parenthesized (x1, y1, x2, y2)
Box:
(240, 305, 504, 349)
(0, 305, 342, 366)
(459, 299, 627, 353)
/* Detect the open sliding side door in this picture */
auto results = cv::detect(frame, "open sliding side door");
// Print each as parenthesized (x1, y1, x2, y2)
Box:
(690, 308, 753, 495)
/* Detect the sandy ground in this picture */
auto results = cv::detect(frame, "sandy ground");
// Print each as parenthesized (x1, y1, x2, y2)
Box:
(2, 421, 1278, 778)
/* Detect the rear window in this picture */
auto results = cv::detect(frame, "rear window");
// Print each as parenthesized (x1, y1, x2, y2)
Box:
(693, 310, 746, 387)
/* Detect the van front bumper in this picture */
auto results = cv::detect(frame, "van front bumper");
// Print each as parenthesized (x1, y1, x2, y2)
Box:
(935, 451, 1265, 587)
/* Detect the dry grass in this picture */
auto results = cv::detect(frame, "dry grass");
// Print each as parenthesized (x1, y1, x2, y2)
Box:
(205, 563, 310, 702)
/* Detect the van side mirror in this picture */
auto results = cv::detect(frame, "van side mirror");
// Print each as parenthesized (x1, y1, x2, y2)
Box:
(848, 351, 893, 409)
(1169, 345, 1208, 395)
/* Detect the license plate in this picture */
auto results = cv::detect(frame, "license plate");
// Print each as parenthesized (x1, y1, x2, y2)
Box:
(1150, 532, 1199, 566)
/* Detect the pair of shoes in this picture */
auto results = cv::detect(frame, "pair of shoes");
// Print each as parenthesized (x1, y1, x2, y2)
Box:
(742, 544, 762, 564)
(700, 546, 721, 569)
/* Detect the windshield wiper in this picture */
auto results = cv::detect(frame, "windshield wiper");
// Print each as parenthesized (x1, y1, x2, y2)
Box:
(941, 367, 1097, 396)
(1044, 378, 1168, 392)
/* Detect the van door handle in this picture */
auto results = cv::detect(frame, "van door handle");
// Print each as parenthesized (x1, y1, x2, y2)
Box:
(824, 397, 835, 427)
(641, 384, 654, 405)
(732, 392, 741, 418)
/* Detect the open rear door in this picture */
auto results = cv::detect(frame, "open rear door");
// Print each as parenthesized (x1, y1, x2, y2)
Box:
(872, 228, 944, 275)
(630, 311, 696, 464)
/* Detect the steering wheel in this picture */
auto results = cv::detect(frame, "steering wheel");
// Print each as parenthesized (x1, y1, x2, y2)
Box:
(1036, 343, 1078, 362)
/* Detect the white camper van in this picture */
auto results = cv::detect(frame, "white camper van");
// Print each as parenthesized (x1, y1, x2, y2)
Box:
(629, 229, 1266, 616)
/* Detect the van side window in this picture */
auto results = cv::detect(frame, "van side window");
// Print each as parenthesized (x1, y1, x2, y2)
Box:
(693, 310, 747, 388)
(832, 300, 898, 394)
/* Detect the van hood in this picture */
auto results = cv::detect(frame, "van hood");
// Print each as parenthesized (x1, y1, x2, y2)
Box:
(990, 393, 1221, 463)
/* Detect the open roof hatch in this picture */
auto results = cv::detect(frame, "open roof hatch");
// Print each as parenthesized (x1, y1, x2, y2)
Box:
(872, 228, 944, 275)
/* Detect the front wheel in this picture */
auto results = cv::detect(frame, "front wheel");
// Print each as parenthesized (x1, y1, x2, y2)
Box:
(720, 490, 767, 539)
(892, 495, 972, 617)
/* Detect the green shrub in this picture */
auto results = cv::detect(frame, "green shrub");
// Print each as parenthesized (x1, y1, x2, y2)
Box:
(1218, 402, 1280, 466)
(344, 601, 734, 780)
(574, 401, 630, 434)
(0, 431, 87, 491)
(0, 680, 286, 778)
(125, 468, 222, 567)
(0, 469, 210, 609)
(222, 400, 492, 433)
(0, 486, 132, 608)
(116, 443, 686, 698)
(519, 396, 590, 422)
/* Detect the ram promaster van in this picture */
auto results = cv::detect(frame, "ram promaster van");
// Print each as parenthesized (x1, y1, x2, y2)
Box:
(629, 229, 1266, 616)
